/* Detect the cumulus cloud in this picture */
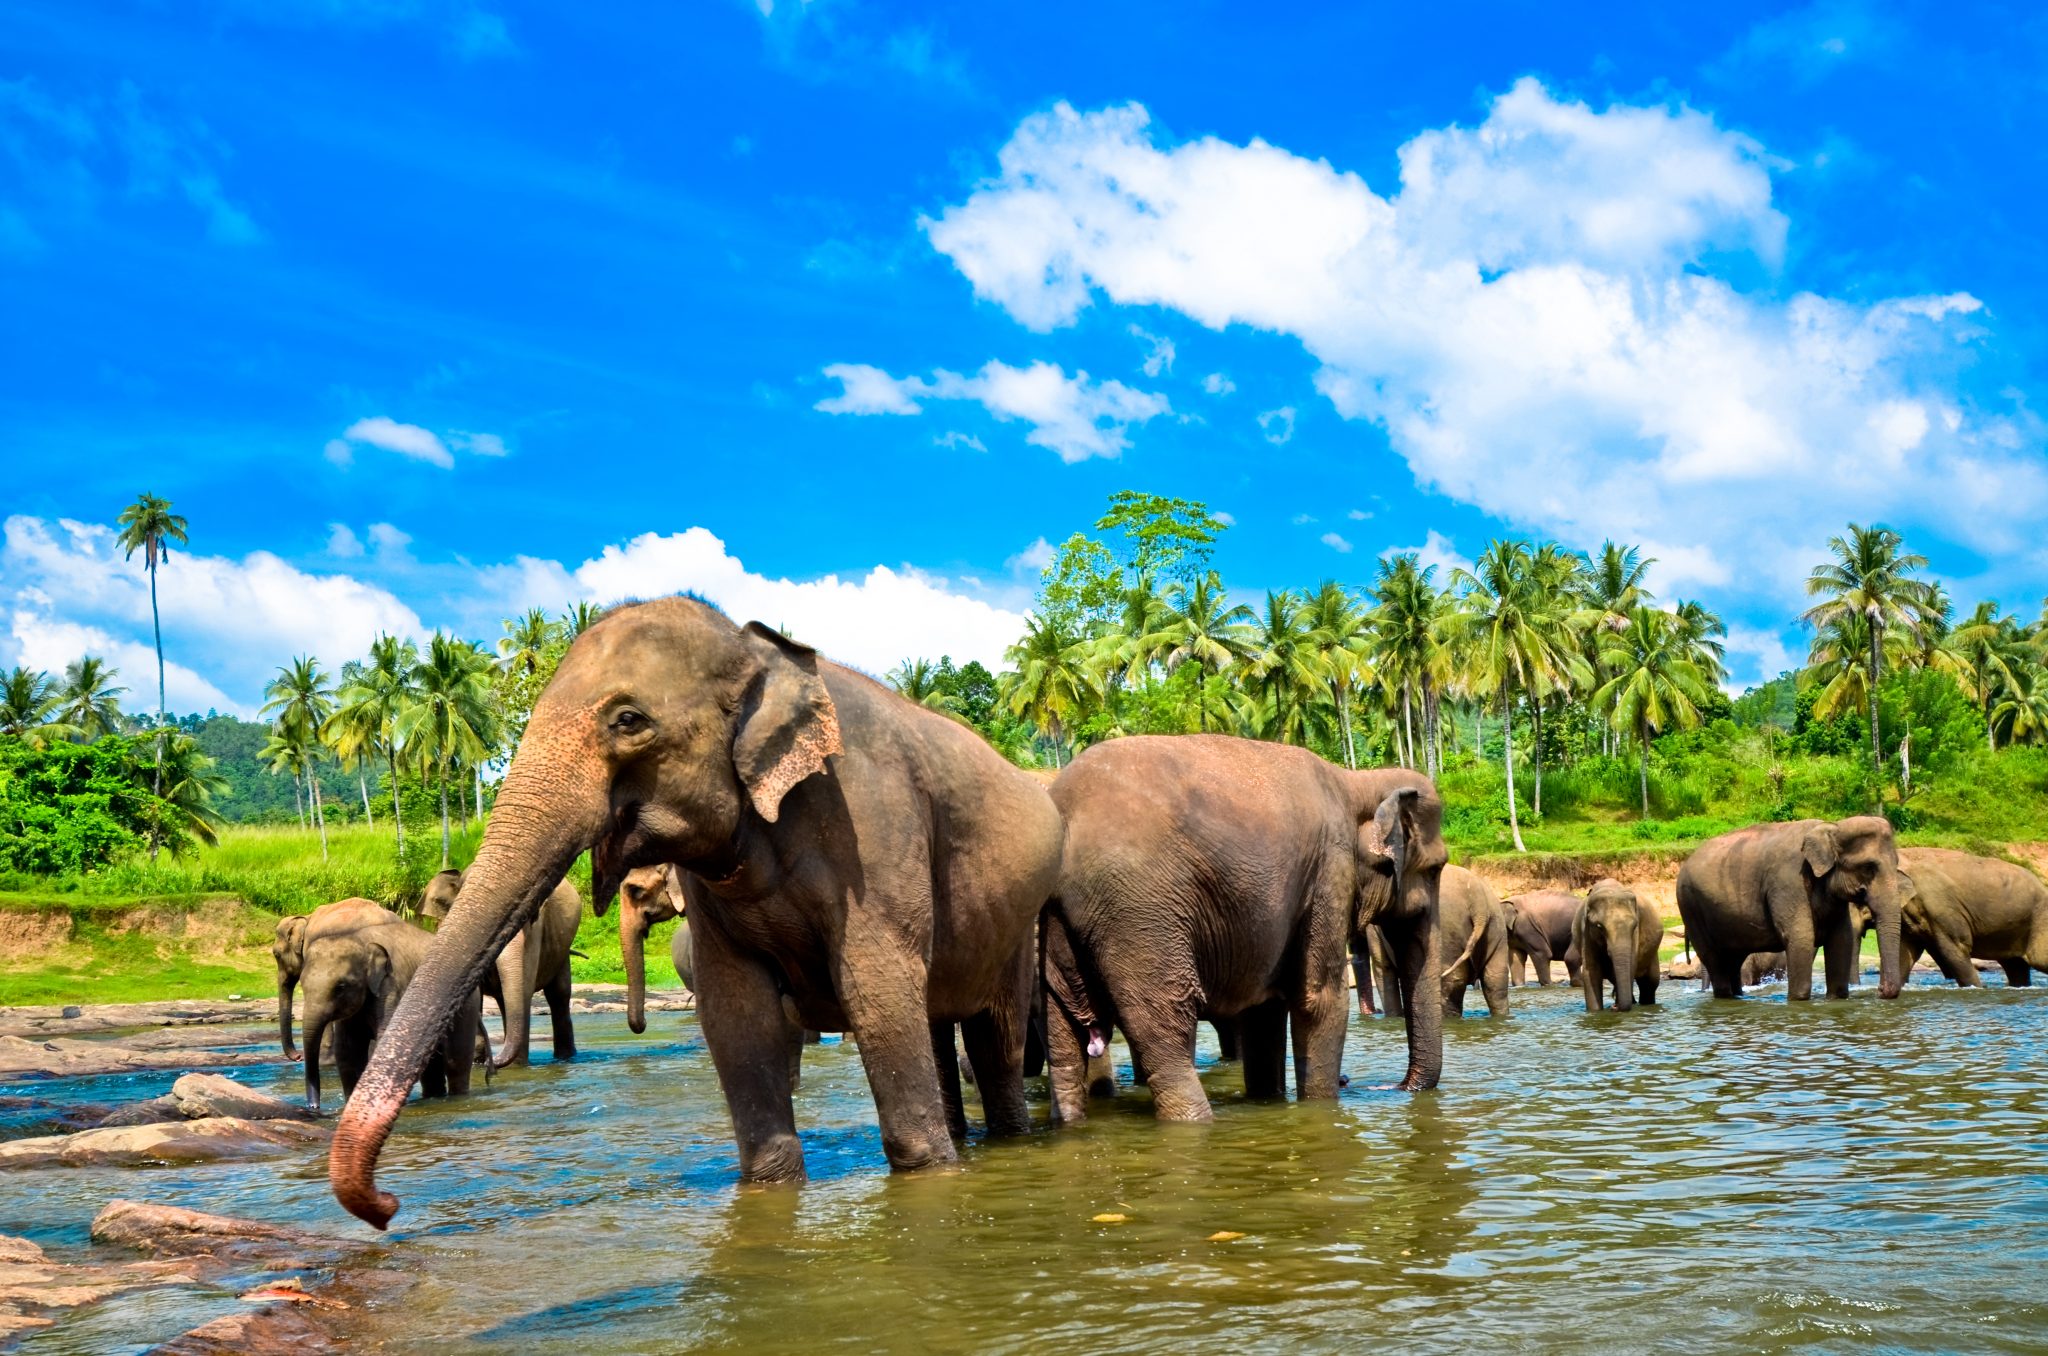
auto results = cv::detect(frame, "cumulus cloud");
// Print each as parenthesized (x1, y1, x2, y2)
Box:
(935, 430, 988, 452)
(920, 83, 2043, 602)
(1202, 372, 1235, 396)
(1319, 532, 1353, 554)
(9, 612, 239, 716)
(1258, 406, 1296, 445)
(1006, 536, 1057, 574)
(325, 417, 509, 470)
(1347, 508, 1371, 521)
(815, 359, 1169, 462)
(1382, 530, 1472, 581)
(326, 523, 363, 557)
(1130, 325, 1176, 376)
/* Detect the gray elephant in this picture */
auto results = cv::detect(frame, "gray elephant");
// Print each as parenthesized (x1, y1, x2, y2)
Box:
(1676, 818, 1905, 1001)
(332, 599, 1063, 1230)
(1571, 879, 1663, 1012)
(274, 898, 403, 1061)
(1895, 847, 2048, 986)
(1039, 734, 1446, 1124)
(1739, 952, 1788, 986)
(1367, 863, 1509, 1019)
(296, 915, 484, 1114)
(1505, 889, 1581, 986)
(422, 867, 583, 1068)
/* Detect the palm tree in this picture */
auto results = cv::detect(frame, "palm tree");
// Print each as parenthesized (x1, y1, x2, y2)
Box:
(264, 656, 335, 860)
(333, 634, 421, 854)
(54, 657, 126, 741)
(1802, 524, 1940, 807)
(1450, 541, 1589, 852)
(396, 633, 499, 866)
(115, 492, 190, 861)
(1579, 542, 1655, 756)
(1000, 614, 1096, 767)
(1369, 556, 1452, 774)
(563, 601, 607, 638)
(1243, 590, 1324, 746)
(322, 660, 381, 828)
(1594, 607, 1709, 816)
(1945, 602, 2027, 751)
(1147, 570, 1254, 732)
(260, 726, 311, 830)
(0, 668, 75, 747)
(886, 659, 960, 714)
(1992, 661, 2048, 747)
(1305, 580, 1372, 769)
(126, 728, 227, 853)
(498, 608, 556, 676)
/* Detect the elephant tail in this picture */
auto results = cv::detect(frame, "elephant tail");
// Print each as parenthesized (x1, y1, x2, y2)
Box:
(1040, 901, 1110, 1059)
(1441, 911, 1486, 982)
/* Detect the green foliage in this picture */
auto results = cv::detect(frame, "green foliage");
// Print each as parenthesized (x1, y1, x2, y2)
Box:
(0, 738, 142, 874)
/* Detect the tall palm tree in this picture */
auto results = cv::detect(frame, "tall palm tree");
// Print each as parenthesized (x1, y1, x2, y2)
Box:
(1369, 555, 1453, 774)
(54, 657, 126, 742)
(396, 633, 499, 866)
(264, 655, 335, 860)
(115, 492, 190, 861)
(259, 726, 311, 829)
(1524, 542, 1589, 817)
(1305, 580, 1372, 769)
(334, 634, 421, 854)
(498, 608, 556, 675)
(0, 667, 75, 747)
(1000, 614, 1096, 767)
(322, 660, 381, 828)
(1945, 601, 2027, 751)
(1579, 541, 1655, 756)
(1992, 660, 2048, 747)
(1451, 541, 1589, 852)
(1594, 607, 1709, 816)
(1802, 524, 1940, 807)
(1243, 590, 1324, 746)
(1147, 570, 1254, 732)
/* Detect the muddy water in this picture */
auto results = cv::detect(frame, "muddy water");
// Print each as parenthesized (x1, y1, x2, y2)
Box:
(6, 975, 2048, 1354)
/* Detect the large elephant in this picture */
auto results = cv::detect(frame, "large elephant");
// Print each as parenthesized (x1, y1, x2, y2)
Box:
(331, 598, 1063, 1229)
(1505, 889, 1581, 986)
(274, 898, 402, 1061)
(1369, 864, 1509, 1019)
(1894, 847, 2048, 986)
(296, 916, 484, 1114)
(1676, 817, 1904, 1000)
(1040, 734, 1446, 1124)
(422, 867, 583, 1068)
(1571, 879, 1663, 1012)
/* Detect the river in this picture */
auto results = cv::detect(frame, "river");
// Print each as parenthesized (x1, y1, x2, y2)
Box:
(5, 974, 2047, 1353)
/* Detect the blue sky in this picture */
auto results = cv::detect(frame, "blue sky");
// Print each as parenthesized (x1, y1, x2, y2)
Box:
(3, 0, 2045, 715)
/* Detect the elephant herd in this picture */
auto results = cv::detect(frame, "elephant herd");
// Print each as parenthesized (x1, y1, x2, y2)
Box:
(287, 598, 2048, 1232)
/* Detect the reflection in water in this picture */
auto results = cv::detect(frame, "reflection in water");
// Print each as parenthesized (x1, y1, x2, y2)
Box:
(3, 977, 2047, 1352)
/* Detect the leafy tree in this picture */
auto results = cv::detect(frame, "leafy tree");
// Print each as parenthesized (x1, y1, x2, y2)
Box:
(886, 658, 962, 714)
(54, 656, 127, 742)
(1093, 490, 1231, 583)
(1000, 614, 1097, 766)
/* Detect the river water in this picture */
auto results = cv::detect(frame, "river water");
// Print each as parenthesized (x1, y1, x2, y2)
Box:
(6, 974, 2048, 1354)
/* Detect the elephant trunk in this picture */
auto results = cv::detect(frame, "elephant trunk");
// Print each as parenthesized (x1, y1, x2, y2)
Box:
(1869, 879, 1904, 1000)
(622, 896, 653, 1035)
(1608, 930, 1636, 1012)
(329, 738, 605, 1230)
(277, 968, 300, 1062)
(491, 930, 533, 1068)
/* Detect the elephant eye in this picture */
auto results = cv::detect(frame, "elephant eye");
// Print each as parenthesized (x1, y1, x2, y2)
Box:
(611, 709, 647, 734)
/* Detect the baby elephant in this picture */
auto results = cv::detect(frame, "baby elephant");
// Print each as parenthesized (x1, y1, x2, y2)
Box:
(297, 915, 485, 1113)
(1739, 952, 1788, 986)
(1571, 880, 1664, 1012)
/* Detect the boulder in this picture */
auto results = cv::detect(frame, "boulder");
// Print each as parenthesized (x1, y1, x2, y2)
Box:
(166, 1073, 310, 1122)
(0, 1117, 327, 1169)
(95, 1095, 188, 1129)
(148, 1304, 334, 1355)
(91, 1201, 357, 1264)
(0, 1035, 278, 1079)
(0, 1232, 198, 1340)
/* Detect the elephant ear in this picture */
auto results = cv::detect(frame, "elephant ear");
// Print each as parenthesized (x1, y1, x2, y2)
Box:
(1361, 787, 1418, 884)
(1802, 824, 1841, 877)
(733, 621, 843, 824)
(665, 863, 688, 919)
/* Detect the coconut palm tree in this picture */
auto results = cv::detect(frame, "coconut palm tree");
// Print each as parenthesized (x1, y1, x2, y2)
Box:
(1579, 542, 1655, 756)
(1000, 614, 1096, 767)
(396, 633, 499, 866)
(125, 728, 227, 853)
(1945, 601, 2028, 751)
(498, 608, 556, 676)
(333, 635, 421, 854)
(54, 656, 127, 742)
(563, 601, 607, 638)
(1304, 579, 1372, 769)
(1992, 661, 2048, 747)
(1243, 590, 1324, 746)
(1147, 570, 1254, 733)
(1369, 555, 1453, 773)
(1594, 607, 1709, 816)
(886, 659, 961, 714)
(264, 656, 336, 859)
(0, 667, 75, 747)
(115, 492, 190, 859)
(322, 660, 382, 828)
(1803, 524, 1940, 806)
(259, 726, 311, 830)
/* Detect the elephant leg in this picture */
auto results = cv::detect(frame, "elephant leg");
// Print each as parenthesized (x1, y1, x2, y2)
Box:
(1352, 952, 1376, 1016)
(1443, 977, 1467, 1017)
(837, 943, 957, 1172)
(1482, 947, 1510, 1018)
(1534, 947, 1552, 988)
(1637, 974, 1659, 1007)
(491, 931, 535, 1068)
(1211, 1015, 1242, 1061)
(1023, 1009, 1047, 1079)
(1117, 998, 1209, 1122)
(1821, 912, 1858, 999)
(444, 994, 479, 1097)
(2002, 958, 2031, 988)
(1579, 954, 1604, 1012)
(1925, 931, 1980, 987)
(336, 1017, 374, 1106)
(695, 920, 805, 1183)
(1238, 1000, 1288, 1101)
(1290, 970, 1350, 1100)
(1086, 1046, 1117, 1098)
(962, 1010, 1030, 1138)
(1509, 948, 1525, 988)
(302, 1009, 331, 1113)
(1044, 1000, 1089, 1125)
(545, 964, 577, 1060)
(931, 1021, 968, 1141)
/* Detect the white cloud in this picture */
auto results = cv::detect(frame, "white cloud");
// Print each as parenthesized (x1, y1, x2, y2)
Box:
(815, 359, 1169, 462)
(920, 84, 2043, 611)
(1347, 508, 1371, 521)
(1319, 532, 1353, 554)
(9, 612, 239, 716)
(366, 522, 414, 562)
(1212, 510, 1236, 526)
(1006, 536, 1056, 574)
(326, 523, 363, 557)
(1722, 622, 1800, 690)
(935, 430, 988, 452)
(1202, 372, 1235, 396)
(1291, 513, 1317, 525)
(326, 417, 510, 470)
(1258, 406, 1296, 445)
(1130, 324, 1175, 376)
(1382, 530, 1471, 581)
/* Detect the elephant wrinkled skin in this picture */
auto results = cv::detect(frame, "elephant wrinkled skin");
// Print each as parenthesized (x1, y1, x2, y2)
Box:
(330, 598, 1062, 1229)
(1676, 817, 1904, 1001)
(1041, 734, 1447, 1124)
(1571, 879, 1663, 1012)
(1895, 847, 2048, 986)
(422, 868, 583, 1068)
(294, 915, 483, 1114)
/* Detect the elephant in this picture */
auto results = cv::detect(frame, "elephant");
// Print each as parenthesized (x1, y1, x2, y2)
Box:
(1676, 817, 1905, 1001)
(1368, 864, 1510, 1019)
(1739, 952, 1788, 986)
(1893, 847, 2048, 986)
(1505, 890, 1582, 986)
(331, 598, 1064, 1229)
(608, 863, 811, 1090)
(1039, 734, 1446, 1124)
(274, 898, 403, 1061)
(1571, 879, 1663, 1012)
(296, 915, 484, 1115)
(422, 867, 584, 1068)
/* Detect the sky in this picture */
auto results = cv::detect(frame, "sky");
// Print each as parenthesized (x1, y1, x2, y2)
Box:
(3, 0, 2046, 717)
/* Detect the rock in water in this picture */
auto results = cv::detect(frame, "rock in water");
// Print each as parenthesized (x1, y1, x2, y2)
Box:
(0, 1118, 327, 1169)
(94, 1096, 187, 1129)
(146, 1304, 333, 1355)
(91, 1201, 357, 1263)
(166, 1073, 311, 1122)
